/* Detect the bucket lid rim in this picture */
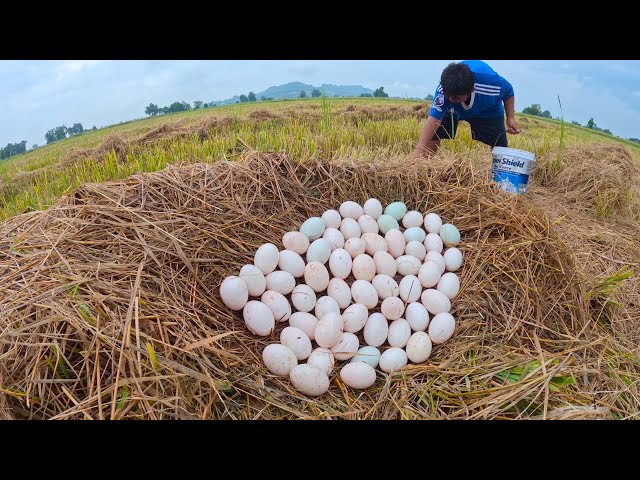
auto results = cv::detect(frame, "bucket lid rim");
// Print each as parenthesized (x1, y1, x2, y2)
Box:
(492, 146, 536, 160)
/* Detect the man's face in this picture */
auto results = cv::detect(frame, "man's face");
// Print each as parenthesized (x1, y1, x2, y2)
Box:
(446, 90, 473, 104)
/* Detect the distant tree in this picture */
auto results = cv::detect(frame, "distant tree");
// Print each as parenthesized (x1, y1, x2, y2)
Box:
(586, 117, 596, 129)
(299, 90, 307, 98)
(522, 104, 543, 116)
(628, 137, 640, 143)
(239, 94, 249, 103)
(32, 144, 38, 150)
(261, 96, 267, 101)
(311, 89, 321, 98)
(45, 129, 57, 144)
(373, 87, 388, 98)
(425, 93, 434, 101)
(541, 110, 552, 119)
(603, 128, 612, 135)
(248, 92, 257, 102)
(93, 125, 97, 130)
(360, 93, 372, 97)
(145, 103, 159, 116)
(571, 121, 581, 125)
(68, 123, 84, 136)
(54, 125, 67, 141)
(193, 100, 203, 109)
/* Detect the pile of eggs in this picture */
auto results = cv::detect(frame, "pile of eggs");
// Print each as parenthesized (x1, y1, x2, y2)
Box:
(219, 199, 463, 396)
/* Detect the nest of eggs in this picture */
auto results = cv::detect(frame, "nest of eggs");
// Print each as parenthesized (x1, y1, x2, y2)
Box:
(2, 150, 631, 419)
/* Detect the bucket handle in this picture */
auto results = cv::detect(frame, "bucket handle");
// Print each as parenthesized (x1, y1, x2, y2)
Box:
(494, 131, 538, 156)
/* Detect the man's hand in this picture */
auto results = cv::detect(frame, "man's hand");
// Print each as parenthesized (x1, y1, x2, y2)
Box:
(506, 117, 520, 135)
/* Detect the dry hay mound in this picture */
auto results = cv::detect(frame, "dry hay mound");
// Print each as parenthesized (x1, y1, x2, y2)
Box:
(248, 110, 280, 121)
(1, 152, 637, 420)
(533, 143, 640, 220)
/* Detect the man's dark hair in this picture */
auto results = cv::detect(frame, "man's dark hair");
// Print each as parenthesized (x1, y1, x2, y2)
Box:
(440, 62, 475, 96)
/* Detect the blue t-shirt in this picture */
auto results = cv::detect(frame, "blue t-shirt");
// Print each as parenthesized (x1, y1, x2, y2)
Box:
(429, 60, 514, 120)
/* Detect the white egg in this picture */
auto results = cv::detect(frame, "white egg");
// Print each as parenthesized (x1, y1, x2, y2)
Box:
(404, 227, 426, 243)
(439, 224, 461, 246)
(402, 210, 424, 228)
(289, 312, 319, 340)
(361, 233, 388, 256)
(443, 247, 463, 272)
(315, 296, 340, 320)
(405, 241, 427, 261)
(282, 231, 310, 255)
(340, 362, 377, 389)
(381, 297, 405, 321)
(421, 289, 451, 315)
(428, 312, 456, 344)
(327, 277, 352, 309)
(363, 198, 383, 219)
(330, 332, 360, 361)
(437, 272, 460, 300)
(242, 301, 275, 336)
(254, 243, 279, 275)
(350, 346, 381, 368)
(321, 209, 342, 229)
(424, 233, 444, 253)
(328, 248, 352, 280)
(323, 227, 345, 251)
(291, 284, 317, 312)
(239, 265, 267, 297)
(260, 290, 291, 322)
(424, 213, 443, 234)
(418, 261, 442, 288)
(344, 237, 367, 258)
(425, 250, 446, 274)
(307, 347, 335, 375)
(363, 312, 389, 347)
(405, 302, 430, 331)
(342, 303, 369, 333)
(340, 217, 362, 240)
(399, 275, 422, 303)
(352, 254, 376, 281)
(278, 250, 306, 278)
(396, 255, 422, 276)
(300, 217, 326, 241)
(265, 270, 296, 295)
(351, 280, 378, 309)
(220, 276, 249, 311)
(406, 331, 433, 363)
(280, 326, 313, 360)
(373, 250, 397, 277)
(377, 214, 399, 235)
(339, 201, 364, 220)
(372, 274, 400, 300)
(385, 229, 406, 259)
(304, 261, 330, 293)
(262, 344, 298, 377)
(379, 348, 408, 373)
(387, 318, 411, 348)
(314, 312, 344, 349)
(306, 238, 332, 264)
(290, 364, 330, 396)
(357, 214, 379, 235)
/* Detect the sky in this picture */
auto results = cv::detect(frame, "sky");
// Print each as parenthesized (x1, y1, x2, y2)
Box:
(1, 60, 639, 148)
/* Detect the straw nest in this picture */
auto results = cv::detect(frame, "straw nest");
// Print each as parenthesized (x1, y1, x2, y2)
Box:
(1, 148, 639, 420)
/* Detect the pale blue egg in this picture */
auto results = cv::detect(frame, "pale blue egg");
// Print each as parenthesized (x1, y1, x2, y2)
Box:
(300, 217, 326, 241)
(350, 346, 381, 368)
(404, 226, 426, 243)
(384, 201, 407, 221)
(439, 224, 461, 246)
(377, 214, 399, 235)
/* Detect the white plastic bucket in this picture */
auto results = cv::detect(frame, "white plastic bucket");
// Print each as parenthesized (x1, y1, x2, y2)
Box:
(491, 146, 536, 194)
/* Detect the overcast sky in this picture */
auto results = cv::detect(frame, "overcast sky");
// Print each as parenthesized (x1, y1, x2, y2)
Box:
(1, 60, 639, 147)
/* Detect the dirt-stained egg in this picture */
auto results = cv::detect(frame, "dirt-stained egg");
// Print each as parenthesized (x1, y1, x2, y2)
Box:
(291, 284, 316, 312)
(327, 277, 352, 309)
(261, 290, 292, 322)
(280, 326, 313, 360)
(406, 331, 433, 363)
(263, 344, 298, 377)
(307, 347, 335, 375)
(283, 231, 310, 255)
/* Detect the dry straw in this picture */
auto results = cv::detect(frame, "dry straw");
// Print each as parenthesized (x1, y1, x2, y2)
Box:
(1, 147, 638, 419)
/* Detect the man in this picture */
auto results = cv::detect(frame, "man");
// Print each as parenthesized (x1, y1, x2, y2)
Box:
(412, 60, 520, 158)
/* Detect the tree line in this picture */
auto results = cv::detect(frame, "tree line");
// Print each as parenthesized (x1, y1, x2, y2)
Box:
(521, 103, 615, 135)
